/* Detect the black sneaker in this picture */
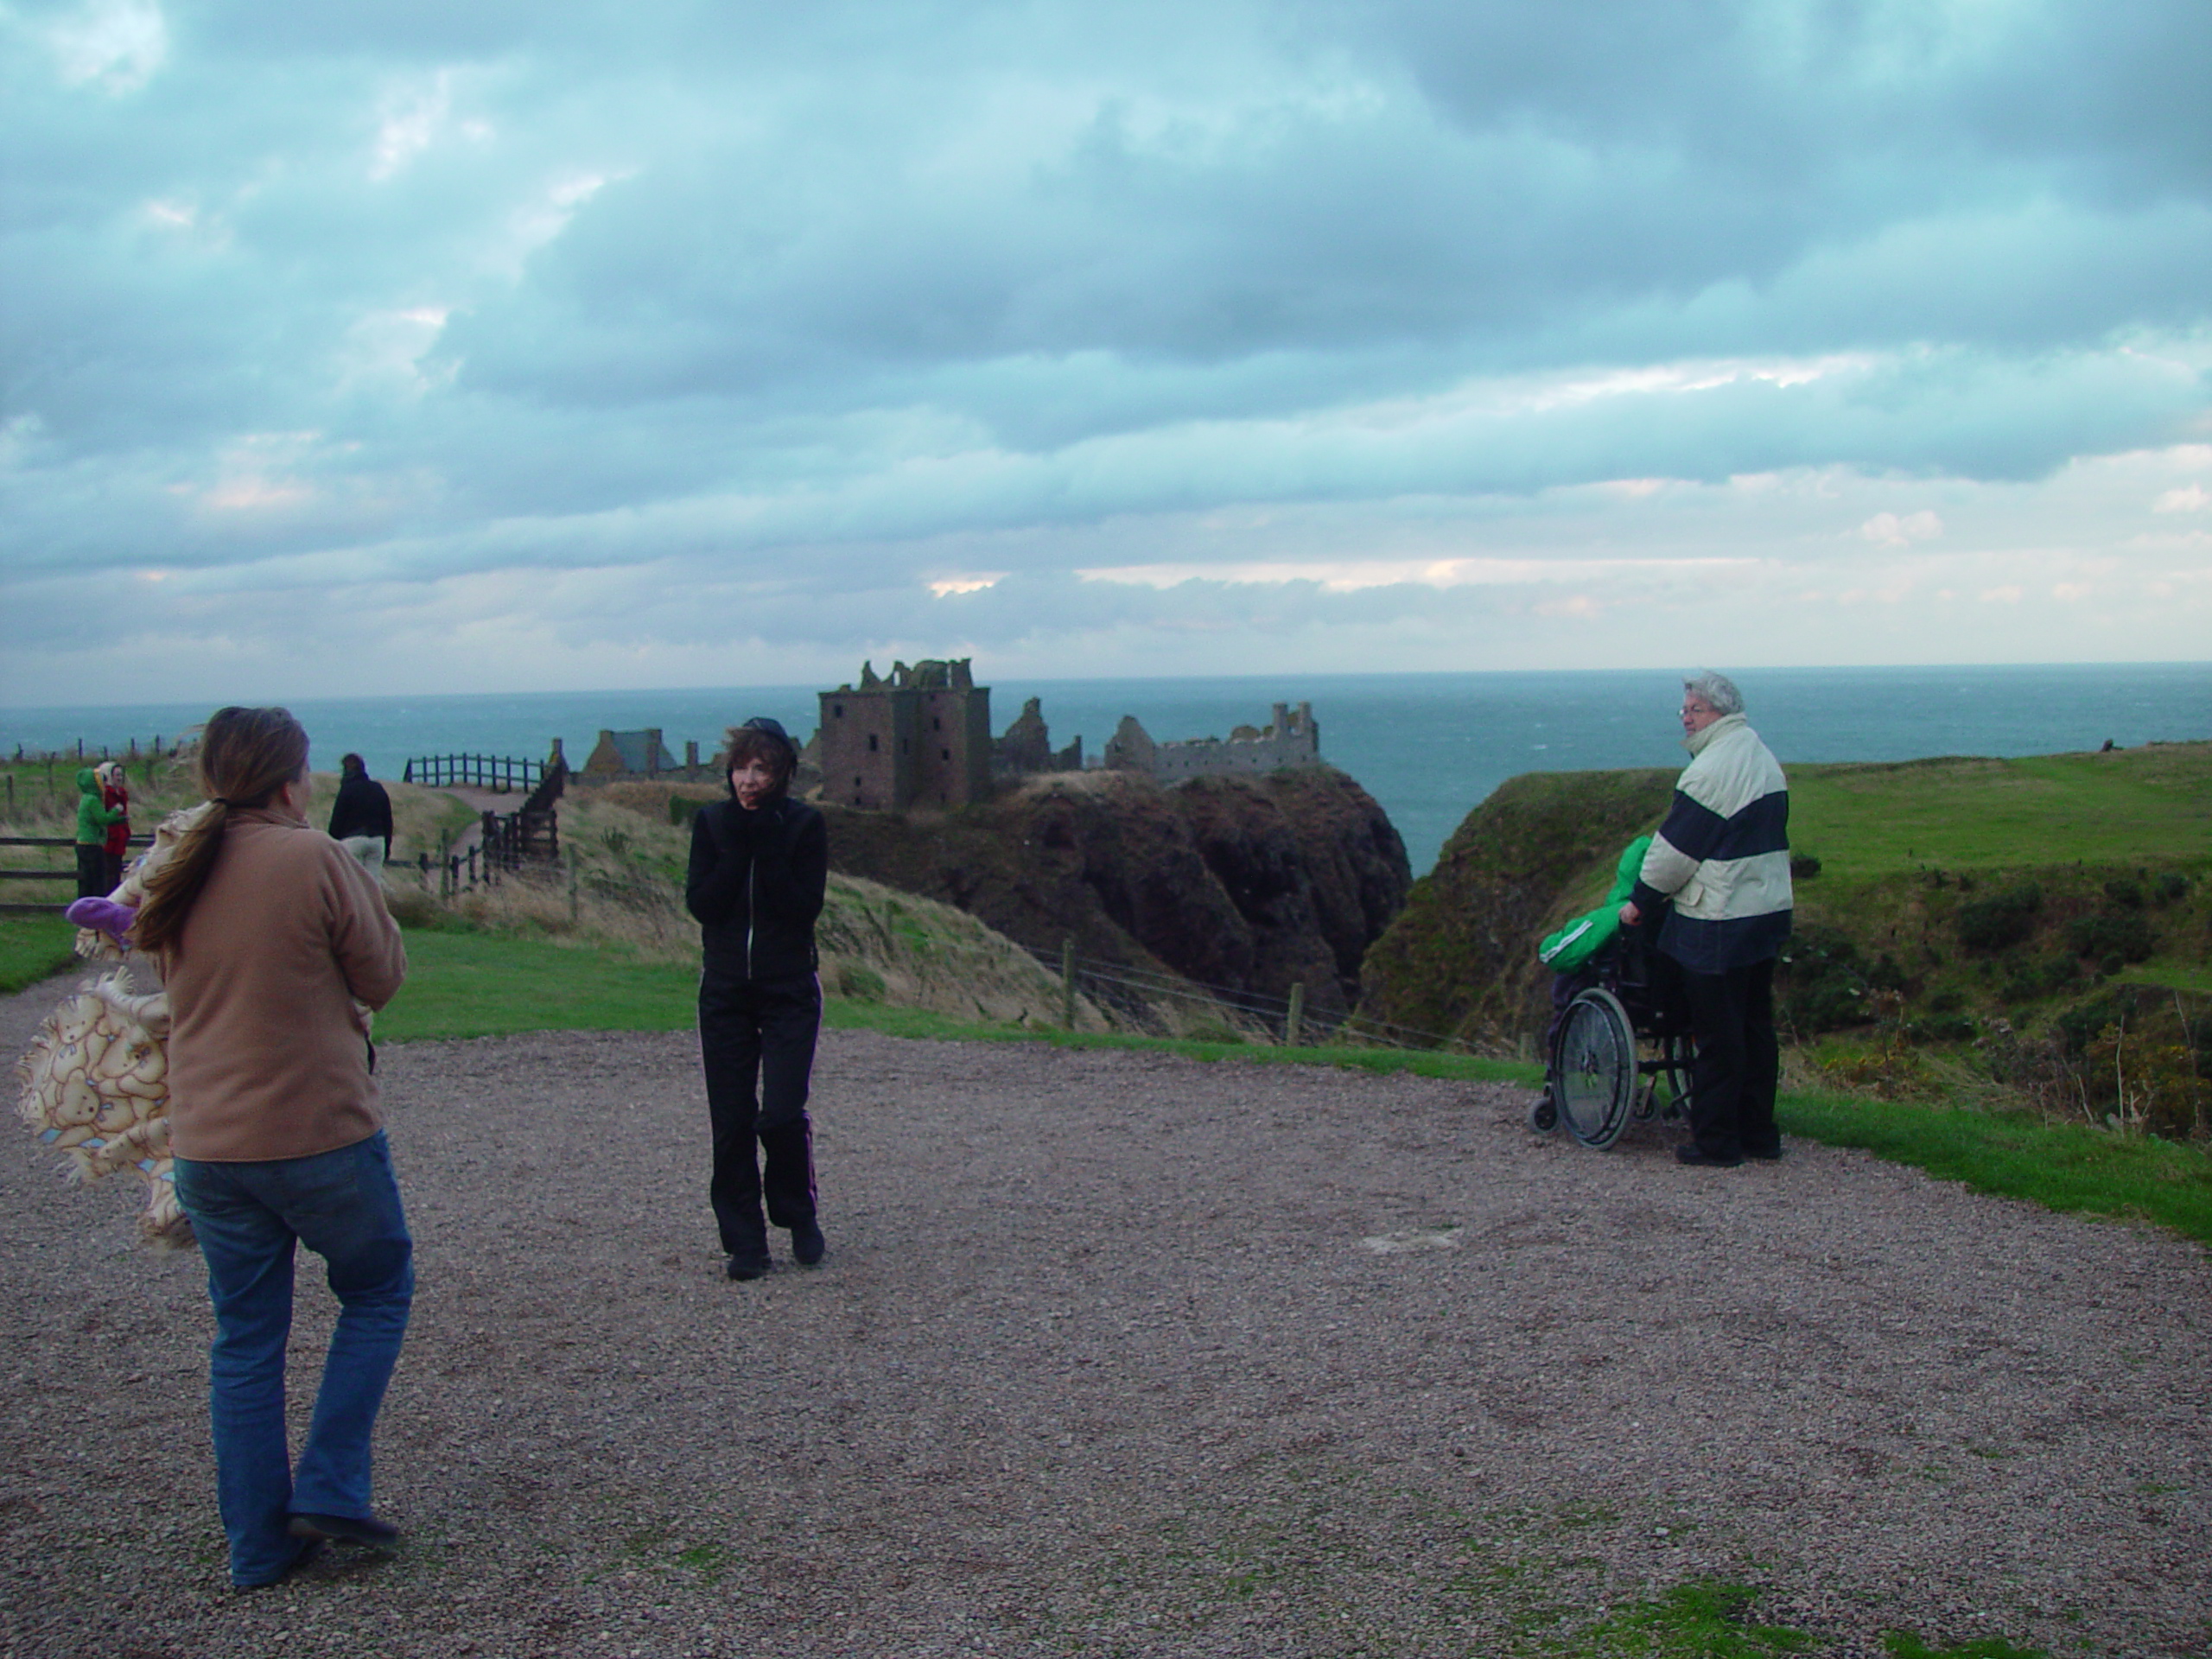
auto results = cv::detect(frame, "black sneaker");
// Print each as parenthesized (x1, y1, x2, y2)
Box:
(725, 1249, 771, 1281)
(1675, 1145, 1745, 1168)
(1744, 1144, 1783, 1162)
(287, 1512, 400, 1548)
(789, 1219, 826, 1267)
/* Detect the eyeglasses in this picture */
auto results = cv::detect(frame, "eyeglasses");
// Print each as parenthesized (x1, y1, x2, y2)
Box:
(1679, 704, 1713, 718)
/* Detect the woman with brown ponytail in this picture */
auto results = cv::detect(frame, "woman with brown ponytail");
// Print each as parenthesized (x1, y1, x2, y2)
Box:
(136, 707, 412, 1588)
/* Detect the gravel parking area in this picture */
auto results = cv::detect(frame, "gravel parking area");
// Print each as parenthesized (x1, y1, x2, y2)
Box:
(3, 978, 2209, 1657)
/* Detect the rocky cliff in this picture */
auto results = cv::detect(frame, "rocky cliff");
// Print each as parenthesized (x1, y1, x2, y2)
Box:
(822, 766, 1411, 1019)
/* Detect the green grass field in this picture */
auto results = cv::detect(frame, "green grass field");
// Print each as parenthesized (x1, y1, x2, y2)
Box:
(0, 914, 81, 995)
(1789, 743, 2212, 880)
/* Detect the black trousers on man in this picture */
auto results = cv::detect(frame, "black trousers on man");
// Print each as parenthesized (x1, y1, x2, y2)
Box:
(698, 971, 821, 1259)
(1680, 957, 1780, 1161)
(76, 843, 108, 900)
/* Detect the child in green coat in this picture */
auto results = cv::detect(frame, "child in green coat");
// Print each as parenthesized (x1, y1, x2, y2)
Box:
(74, 768, 126, 899)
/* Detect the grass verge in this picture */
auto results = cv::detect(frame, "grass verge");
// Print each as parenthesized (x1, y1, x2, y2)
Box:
(378, 929, 2212, 1248)
(0, 914, 80, 995)
(1777, 1087, 2212, 1246)
(15, 927, 2205, 1254)
(373, 927, 699, 1042)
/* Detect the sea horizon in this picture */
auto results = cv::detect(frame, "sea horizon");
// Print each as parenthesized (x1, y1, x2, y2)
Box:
(7, 661, 2209, 876)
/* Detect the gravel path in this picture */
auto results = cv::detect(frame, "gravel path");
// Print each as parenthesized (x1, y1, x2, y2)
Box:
(3, 975, 2208, 1658)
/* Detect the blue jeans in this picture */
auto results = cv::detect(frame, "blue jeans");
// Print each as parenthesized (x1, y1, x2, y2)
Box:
(174, 1131, 414, 1586)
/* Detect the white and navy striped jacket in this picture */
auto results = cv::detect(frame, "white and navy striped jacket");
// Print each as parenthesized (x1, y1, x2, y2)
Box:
(1630, 714, 1793, 973)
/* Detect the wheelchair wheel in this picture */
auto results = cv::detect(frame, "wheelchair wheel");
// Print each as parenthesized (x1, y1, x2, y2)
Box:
(1527, 1085, 1560, 1135)
(1550, 988, 1636, 1149)
(1630, 1031, 1694, 1122)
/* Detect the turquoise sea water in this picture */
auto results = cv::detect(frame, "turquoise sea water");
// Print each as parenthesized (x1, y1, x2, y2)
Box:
(6, 664, 2209, 876)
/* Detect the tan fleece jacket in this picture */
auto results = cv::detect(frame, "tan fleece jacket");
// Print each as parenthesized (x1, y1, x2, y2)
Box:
(162, 805, 408, 1161)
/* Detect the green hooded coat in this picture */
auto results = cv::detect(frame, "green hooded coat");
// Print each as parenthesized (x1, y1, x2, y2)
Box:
(1536, 835, 1654, 976)
(75, 768, 125, 845)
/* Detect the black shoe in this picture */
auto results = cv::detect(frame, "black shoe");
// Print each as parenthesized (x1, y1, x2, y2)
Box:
(789, 1219, 826, 1268)
(725, 1250, 771, 1281)
(235, 1537, 323, 1591)
(287, 1511, 399, 1548)
(1675, 1145, 1744, 1168)
(1744, 1144, 1783, 1162)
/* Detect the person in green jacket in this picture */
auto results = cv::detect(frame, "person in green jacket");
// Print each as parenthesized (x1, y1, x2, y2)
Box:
(75, 767, 126, 899)
(1535, 834, 1662, 1061)
(1538, 835, 1654, 976)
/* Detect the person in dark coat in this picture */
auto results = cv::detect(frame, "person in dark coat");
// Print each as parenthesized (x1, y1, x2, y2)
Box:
(327, 754, 394, 861)
(684, 716, 830, 1281)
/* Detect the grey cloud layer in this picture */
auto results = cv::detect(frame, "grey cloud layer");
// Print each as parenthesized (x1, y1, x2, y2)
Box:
(3, 0, 2209, 696)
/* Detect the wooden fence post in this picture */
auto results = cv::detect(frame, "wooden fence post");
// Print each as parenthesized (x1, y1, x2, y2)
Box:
(1285, 982, 1305, 1047)
(568, 848, 579, 925)
(1061, 936, 1077, 1030)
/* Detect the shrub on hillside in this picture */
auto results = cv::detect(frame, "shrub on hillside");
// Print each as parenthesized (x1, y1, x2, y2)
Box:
(1904, 1012, 1977, 1044)
(836, 963, 887, 1001)
(1956, 884, 2042, 953)
(1999, 952, 2080, 1005)
(1777, 925, 1874, 1033)
(2103, 877, 2145, 910)
(2067, 912, 2155, 963)
(2151, 871, 2189, 906)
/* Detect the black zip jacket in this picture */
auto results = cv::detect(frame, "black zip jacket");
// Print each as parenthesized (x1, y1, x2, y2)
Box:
(327, 774, 395, 855)
(685, 796, 828, 982)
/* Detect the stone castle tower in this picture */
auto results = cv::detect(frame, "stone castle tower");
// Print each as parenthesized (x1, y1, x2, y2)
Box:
(817, 658, 993, 810)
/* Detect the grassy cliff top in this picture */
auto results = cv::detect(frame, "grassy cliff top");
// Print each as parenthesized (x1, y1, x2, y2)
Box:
(1790, 741, 2211, 879)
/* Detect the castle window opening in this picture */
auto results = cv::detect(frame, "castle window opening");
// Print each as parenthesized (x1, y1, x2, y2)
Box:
(942, 748, 950, 761)
(833, 703, 844, 718)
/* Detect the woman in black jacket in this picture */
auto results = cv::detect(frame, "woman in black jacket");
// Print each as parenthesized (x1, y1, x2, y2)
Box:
(684, 717, 830, 1280)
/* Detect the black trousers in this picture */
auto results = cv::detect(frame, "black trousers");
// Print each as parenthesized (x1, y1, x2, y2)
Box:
(699, 971, 821, 1255)
(1680, 957, 1780, 1160)
(75, 844, 108, 900)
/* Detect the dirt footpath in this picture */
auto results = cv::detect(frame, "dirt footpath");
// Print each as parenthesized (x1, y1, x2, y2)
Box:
(3, 982, 2208, 1657)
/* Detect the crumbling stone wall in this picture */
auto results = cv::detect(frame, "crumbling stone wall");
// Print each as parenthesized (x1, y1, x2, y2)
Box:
(1103, 702, 1319, 781)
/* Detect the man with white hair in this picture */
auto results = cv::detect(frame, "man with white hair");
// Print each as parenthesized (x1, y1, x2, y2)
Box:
(1619, 672, 1793, 1167)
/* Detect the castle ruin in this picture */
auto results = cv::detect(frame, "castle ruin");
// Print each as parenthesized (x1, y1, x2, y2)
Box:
(556, 671, 1320, 814)
(817, 658, 994, 810)
(992, 696, 1084, 780)
(1102, 702, 1319, 781)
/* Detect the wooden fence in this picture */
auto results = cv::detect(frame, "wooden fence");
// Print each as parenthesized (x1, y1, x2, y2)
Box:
(418, 806, 563, 899)
(0, 835, 158, 915)
(401, 753, 550, 792)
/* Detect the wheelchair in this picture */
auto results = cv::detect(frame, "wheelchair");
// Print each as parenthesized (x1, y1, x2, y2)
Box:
(1529, 923, 1696, 1150)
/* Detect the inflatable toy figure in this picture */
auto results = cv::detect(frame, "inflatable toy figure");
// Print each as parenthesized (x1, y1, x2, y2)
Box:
(14, 805, 204, 1245)
(22, 803, 383, 1249)
(16, 970, 187, 1247)
(72, 803, 209, 963)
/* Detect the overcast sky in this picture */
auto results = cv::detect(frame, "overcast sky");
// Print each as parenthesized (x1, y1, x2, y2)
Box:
(4, 0, 2208, 707)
